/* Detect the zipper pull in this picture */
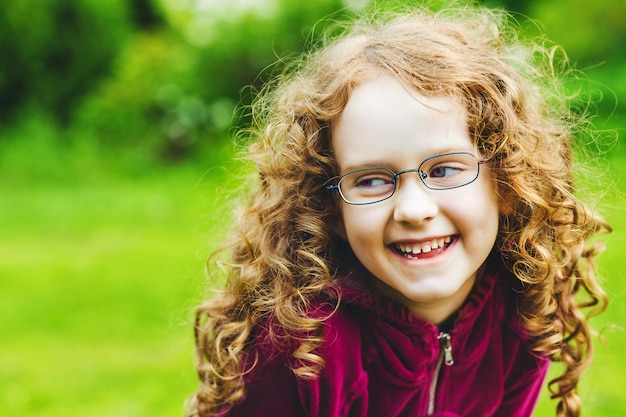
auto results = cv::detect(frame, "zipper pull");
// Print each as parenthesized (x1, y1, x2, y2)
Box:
(438, 332, 454, 366)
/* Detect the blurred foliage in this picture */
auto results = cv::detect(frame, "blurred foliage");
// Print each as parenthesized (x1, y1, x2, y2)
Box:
(73, 0, 350, 162)
(0, 0, 133, 124)
(0, 0, 624, 166)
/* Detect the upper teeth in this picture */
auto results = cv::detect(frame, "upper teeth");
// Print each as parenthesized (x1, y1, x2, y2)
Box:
(396, 236, 451, 254)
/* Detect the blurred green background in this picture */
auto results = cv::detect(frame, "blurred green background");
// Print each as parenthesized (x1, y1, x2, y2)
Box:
(1, 0, 624, 416)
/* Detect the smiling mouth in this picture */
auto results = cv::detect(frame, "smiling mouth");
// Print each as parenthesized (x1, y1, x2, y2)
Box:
(394, 236, 453, 258)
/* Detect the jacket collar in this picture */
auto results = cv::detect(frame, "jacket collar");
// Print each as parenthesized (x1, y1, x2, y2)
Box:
(333, 263, 511, 342)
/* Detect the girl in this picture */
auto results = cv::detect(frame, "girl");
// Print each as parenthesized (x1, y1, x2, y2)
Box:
(187, 4, 610, 417)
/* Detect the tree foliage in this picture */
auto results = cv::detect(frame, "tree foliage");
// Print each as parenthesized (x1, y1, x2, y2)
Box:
(0, 0, 134, 124)
(1, 0, 623, 162)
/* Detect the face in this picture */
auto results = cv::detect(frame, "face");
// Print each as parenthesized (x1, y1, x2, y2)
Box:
(332, 75, 500, 325)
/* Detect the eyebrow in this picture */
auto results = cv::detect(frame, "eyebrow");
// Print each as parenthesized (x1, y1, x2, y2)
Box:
(339, 160, 391, 175)
(338, 147, 476, 174)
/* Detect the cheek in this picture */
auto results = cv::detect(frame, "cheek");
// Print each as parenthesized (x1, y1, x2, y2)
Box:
(474, 194, 500, 239)
(450, 182, 500, 234)
(339, 205, 382, 243)
(474, 170, 502, 217)
(339, 206, 362, 240)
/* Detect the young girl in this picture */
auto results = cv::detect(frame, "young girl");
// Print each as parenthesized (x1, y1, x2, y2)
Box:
(187, 4, 610, 417)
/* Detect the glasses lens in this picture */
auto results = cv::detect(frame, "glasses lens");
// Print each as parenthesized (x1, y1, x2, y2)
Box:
(419, 153, 479, 190)
(339, 168, 395, 204)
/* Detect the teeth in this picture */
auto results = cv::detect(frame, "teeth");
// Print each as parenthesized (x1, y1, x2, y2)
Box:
(396, 236, 452, 255)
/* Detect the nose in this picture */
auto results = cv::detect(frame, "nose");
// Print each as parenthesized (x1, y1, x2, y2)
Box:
(392, 174, 439, 224)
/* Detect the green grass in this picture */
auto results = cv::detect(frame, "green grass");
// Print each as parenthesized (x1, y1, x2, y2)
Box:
(0, 135, 233, 416)
(1, 136, 624, 416)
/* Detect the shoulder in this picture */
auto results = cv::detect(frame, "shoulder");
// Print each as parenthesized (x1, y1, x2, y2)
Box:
(235, 299, 370, 417)
(459, 265, 542, 358)
(306, 295, 368, 374)
(295, 298, 371, 417)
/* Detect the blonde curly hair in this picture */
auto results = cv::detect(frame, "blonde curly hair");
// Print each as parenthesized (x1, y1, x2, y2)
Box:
(187, 4, 610, 417)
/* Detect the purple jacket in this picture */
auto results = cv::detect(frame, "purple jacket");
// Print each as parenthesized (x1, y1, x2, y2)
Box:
(221, 268, 550, 417)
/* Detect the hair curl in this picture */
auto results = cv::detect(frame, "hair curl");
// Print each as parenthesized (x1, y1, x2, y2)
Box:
(187, 5, 610, 417)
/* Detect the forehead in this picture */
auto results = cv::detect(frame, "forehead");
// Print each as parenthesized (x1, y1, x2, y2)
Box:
(332, 76, 471, 172)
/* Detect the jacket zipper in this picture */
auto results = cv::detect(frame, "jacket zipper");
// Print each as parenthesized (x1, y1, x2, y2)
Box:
(427, 332, 454, 416)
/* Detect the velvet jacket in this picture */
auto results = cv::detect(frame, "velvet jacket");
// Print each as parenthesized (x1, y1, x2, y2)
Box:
(220, 267, 550, 417)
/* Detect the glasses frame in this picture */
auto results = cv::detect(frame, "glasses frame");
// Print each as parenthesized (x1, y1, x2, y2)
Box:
(325, 151, 491, 205)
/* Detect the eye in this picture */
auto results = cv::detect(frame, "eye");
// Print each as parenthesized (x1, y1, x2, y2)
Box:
(420, 153, 478, 189)
(352, 171, 395, 188)
(428, 165, 463, 178)
(337, 169, 396, 203)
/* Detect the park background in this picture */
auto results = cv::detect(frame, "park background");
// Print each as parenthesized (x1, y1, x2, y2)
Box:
(1, 0, 624, 415)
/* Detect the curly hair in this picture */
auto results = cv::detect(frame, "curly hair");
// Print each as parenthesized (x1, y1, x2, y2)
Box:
(187, 4, 610, 417)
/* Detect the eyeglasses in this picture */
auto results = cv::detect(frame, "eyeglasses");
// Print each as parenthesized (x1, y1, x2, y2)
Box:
(325, 151, 489, 205)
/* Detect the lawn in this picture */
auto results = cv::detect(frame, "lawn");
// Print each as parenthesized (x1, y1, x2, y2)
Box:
(1, 140, 624, 416)
(0, 137, 231, 415)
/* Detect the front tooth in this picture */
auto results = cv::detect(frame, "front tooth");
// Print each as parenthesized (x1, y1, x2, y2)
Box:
(411, 246, 421, 254)
(422, 244, 432, 253)
(431, 240, 439, 249)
